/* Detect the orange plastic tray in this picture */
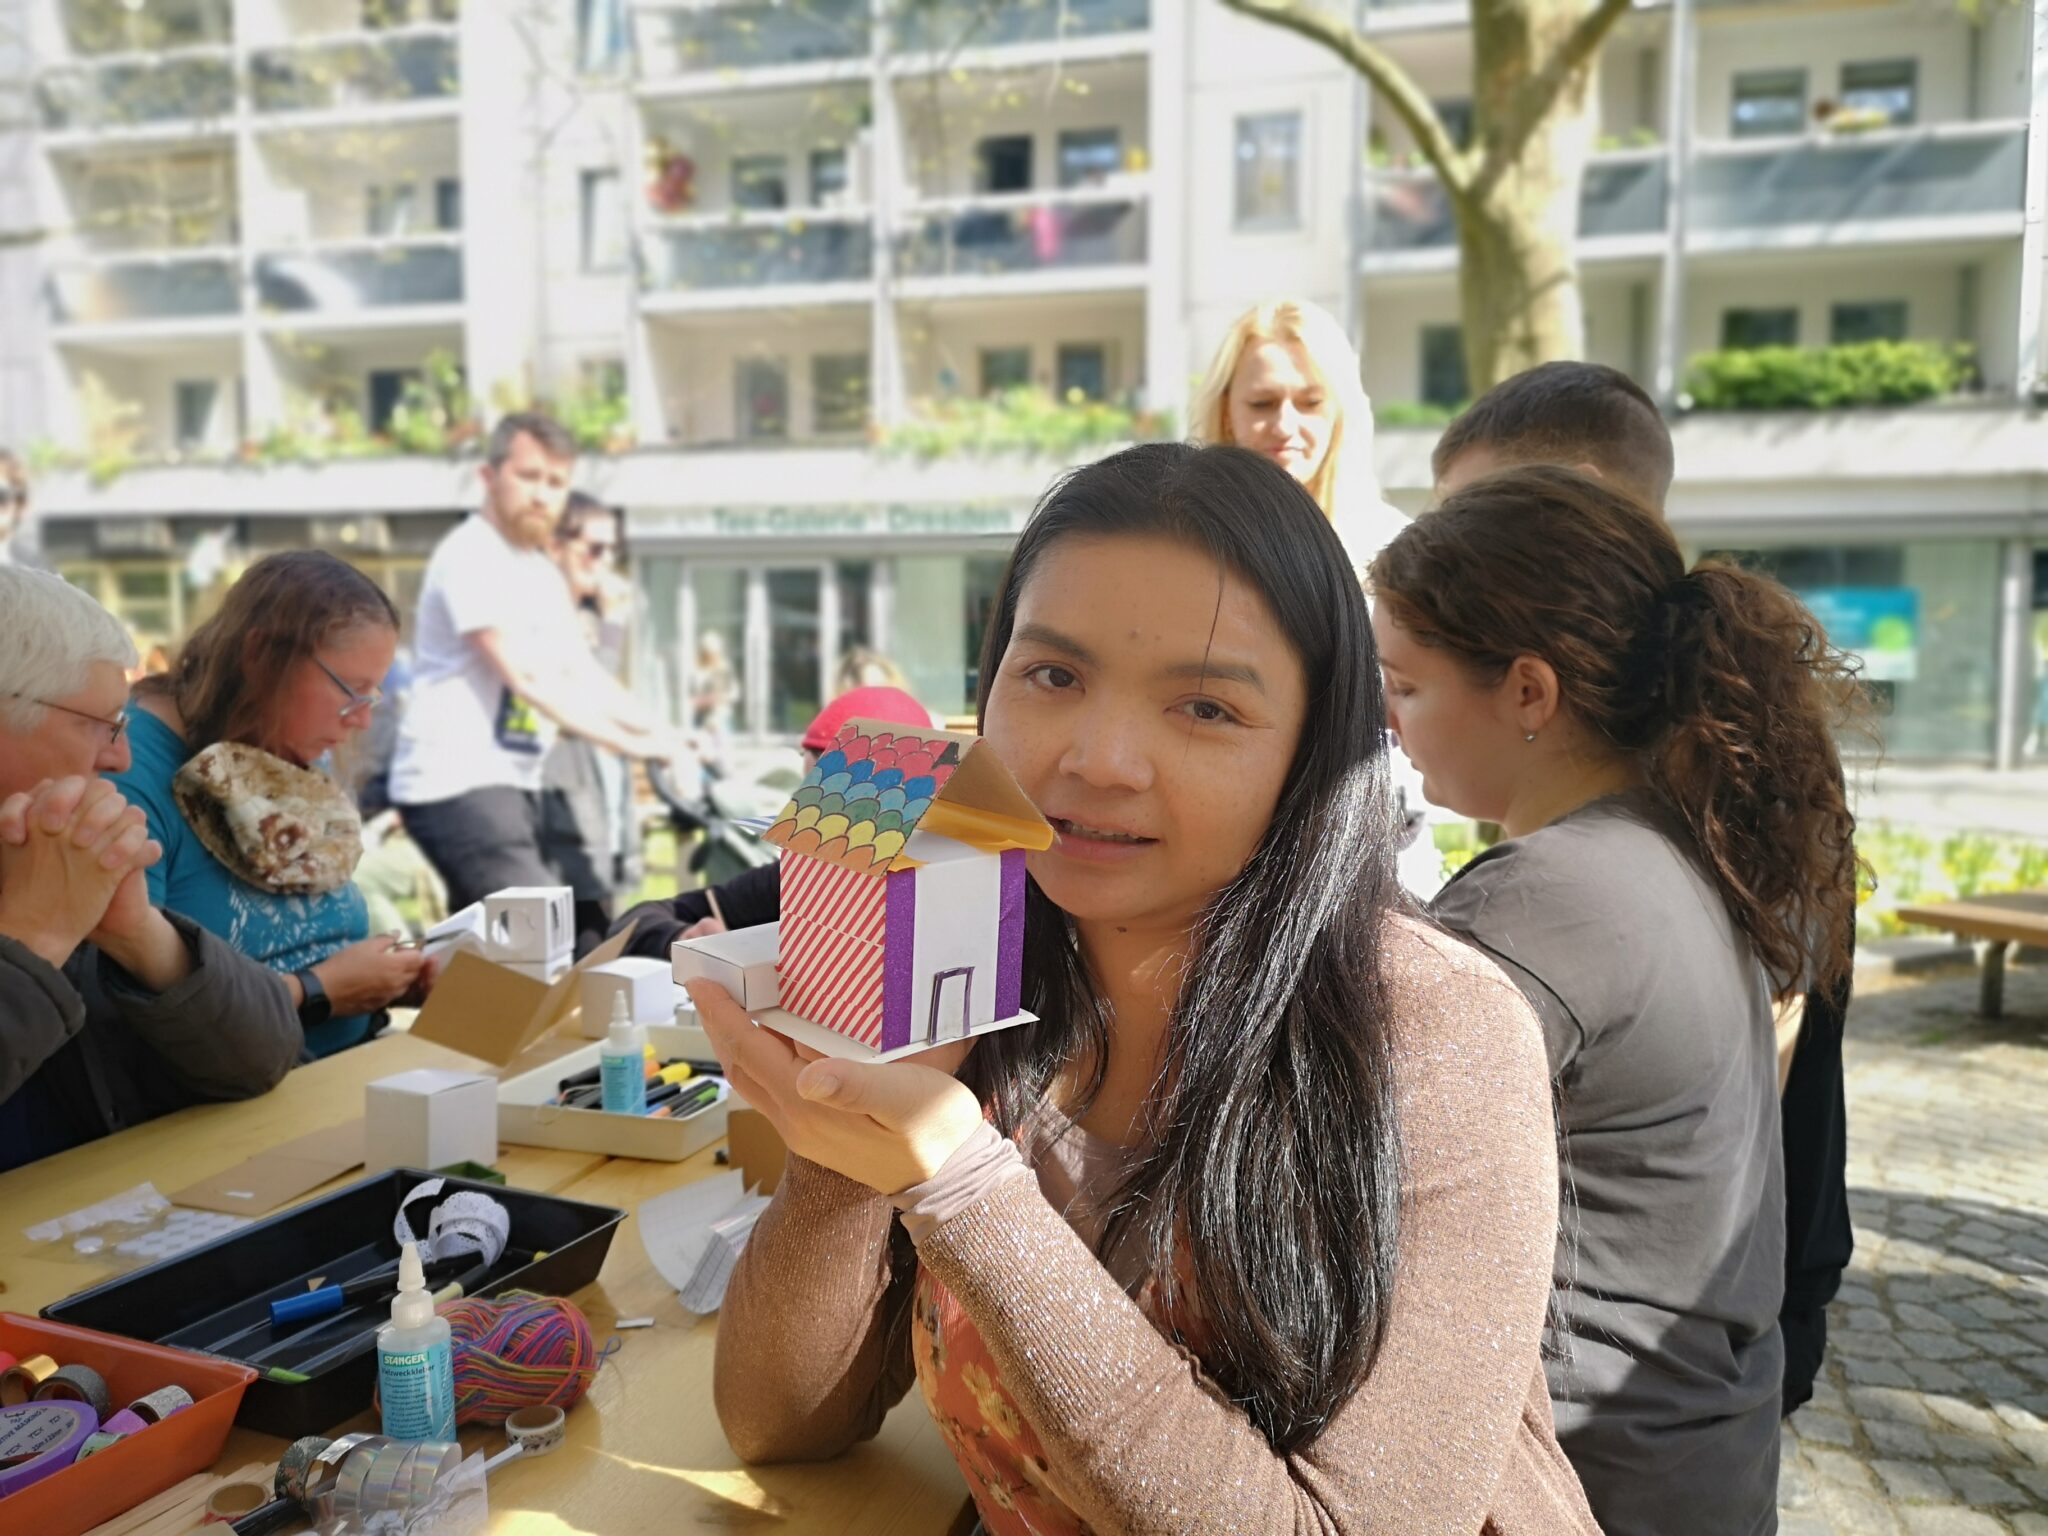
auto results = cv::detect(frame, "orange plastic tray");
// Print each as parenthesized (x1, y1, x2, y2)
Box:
(0, 1311, 255, 1536)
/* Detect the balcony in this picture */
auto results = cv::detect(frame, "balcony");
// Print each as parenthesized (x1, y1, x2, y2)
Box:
(254, 237, 464, 315)
(1365, 150, 1668, 259)
(632, 0, 870, 80)
(639, 212, 874, 301)
(45, 253, 241, 328)
(36, 51, 234, 134)
(890, 0, 1149, 53)
(1688, 123, 2029, 251)
(250, 30, 458, 116)
(894, 190, 1148, 290)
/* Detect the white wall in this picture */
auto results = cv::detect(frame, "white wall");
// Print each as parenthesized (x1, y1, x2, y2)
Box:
(646, 311, 872, 443)
(57, 341, 241, 454)
(1976, 242, 2024, 394)
(893, 63, 1148, 199)
(1974, 0, 2033, 119)
(647, 89, 871, 215)
(899, 297, 1144, 402)
(1361, 276, 1641, 403)
(249, 126, 459, 245)
(1694, 7, 1974, 142)
(261, 326, 462, 417)
(1683, 254, 1971, 358)
(57, 149, 238, 253)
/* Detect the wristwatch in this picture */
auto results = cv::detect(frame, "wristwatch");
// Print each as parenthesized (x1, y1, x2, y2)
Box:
(295, 968, 332, 1029)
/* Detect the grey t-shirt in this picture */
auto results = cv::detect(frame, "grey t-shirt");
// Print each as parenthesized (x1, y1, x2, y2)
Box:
(1430, 792, 1784, 1536)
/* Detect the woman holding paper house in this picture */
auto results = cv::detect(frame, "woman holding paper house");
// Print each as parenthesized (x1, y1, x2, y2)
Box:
(690, 444, 1599, 1534)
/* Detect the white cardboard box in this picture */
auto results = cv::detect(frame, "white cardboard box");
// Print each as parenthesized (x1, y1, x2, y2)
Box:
(671, 924, 781, 1011)
(484, 887, 574, 963)
(581, 958, 678, 1040)
(364, 1068, 498, 1173)
(502, 956, 572, 985)
(496, 1025, 730, 1162)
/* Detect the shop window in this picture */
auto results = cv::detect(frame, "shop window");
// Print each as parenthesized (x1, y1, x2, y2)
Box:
(732, 155, 789, 211)
(976, 135, 1034, 194)
(812, 353, 869, 434)
(1831, 301, 1908, 345)
(980, 346, 1031, 396)
(810, 147, 849, 207)
(1056, 344, 1107, 402)
(173, 379, 217, 449)
(579, 169, 623, 272)
(736, 358, 789, 441)
(894, 554, 1011, 719)
(1234, 111, 1302, 232)
(1722, 307, 1800, 350)
(1057, 128, 1121, 189)
(1840, 59, 1916, 127)
(1731, 69, 1807, 139)
(1420, 326, 1468, 408)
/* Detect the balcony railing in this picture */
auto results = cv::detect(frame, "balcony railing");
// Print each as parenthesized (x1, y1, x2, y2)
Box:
(1367, 151, 1668, 252)
(1689, 123, 2028, 234)
(894, 191, 1148, 279)
(254, 238, 464, 313)
(632, 0, 870, 78)
(45, 253, 241, 326)
(57, 0, 233, 56)
(250, 31, 458, 114)
(36, 51, 235, 132)
(891, 0, 1149, 51)
(640, 212, 874, 292)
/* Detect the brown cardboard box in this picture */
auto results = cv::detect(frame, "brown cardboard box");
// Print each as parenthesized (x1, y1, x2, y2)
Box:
(409, 928, 634, 1068)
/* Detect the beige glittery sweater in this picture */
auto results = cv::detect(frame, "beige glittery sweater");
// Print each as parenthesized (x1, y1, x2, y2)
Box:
(713, 916, 1603, 1535)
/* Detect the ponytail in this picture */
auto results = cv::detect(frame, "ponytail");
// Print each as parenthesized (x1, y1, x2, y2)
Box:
(1370, 465, 1863, 999)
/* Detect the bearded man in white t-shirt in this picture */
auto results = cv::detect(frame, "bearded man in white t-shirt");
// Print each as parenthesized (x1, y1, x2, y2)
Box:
(390, 412, 682, 916)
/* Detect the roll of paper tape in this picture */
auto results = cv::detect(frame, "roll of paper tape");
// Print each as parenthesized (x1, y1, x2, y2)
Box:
(0, 1401, 98, 1496)
(504, 1404, 566, 1456)
(74, 1429, 129, 1461)
(201, 1480, 269, 1522)
(35, 1363, 112, 1419)
(126, 1384, 195, 1425)
(0, 1354, 58, 1407)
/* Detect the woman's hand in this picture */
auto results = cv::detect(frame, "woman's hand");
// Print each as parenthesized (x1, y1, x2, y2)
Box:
(313, 934, 428, 1014)
(0, 778, 160, 969)
(688, 979, 985, 1196)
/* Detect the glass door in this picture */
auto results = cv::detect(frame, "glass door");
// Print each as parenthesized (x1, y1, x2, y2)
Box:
(761, 565, 828, 738)
(679, 561, 834, 743)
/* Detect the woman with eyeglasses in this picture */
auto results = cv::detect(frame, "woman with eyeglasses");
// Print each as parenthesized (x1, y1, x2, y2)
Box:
(112, 551, 428, 1057)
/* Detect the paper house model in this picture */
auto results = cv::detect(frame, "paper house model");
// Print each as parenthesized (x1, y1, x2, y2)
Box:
(672, 719, 1053, 1063)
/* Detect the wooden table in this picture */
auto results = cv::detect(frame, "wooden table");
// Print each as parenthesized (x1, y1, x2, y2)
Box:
(1894, 891, 2048, 1019)
(0, 1034, 967, 1535)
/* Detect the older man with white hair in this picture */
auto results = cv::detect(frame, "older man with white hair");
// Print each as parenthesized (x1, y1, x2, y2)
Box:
(0, 566, 301, 1172)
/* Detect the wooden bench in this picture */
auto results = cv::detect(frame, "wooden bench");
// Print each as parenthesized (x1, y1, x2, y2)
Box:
(1893, 892, 2048, 1019)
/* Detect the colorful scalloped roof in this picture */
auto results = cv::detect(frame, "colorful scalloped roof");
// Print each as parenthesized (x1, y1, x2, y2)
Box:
(763, 720, 1049, 875)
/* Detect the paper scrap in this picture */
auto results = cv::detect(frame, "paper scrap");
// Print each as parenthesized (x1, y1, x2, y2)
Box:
(637, 1171, 771, 1315)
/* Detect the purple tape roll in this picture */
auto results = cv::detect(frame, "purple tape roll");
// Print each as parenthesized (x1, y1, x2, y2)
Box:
(102, 1408, 149, 1436)
(0, 1400, 99, 1497)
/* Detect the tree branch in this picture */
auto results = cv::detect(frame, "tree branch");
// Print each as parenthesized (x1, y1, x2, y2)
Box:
(1219, 0, 1474, 201)
(1493, 0, 1632, 165)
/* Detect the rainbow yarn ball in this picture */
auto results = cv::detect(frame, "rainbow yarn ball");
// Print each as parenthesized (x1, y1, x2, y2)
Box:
(441, 1292, 615, 1426)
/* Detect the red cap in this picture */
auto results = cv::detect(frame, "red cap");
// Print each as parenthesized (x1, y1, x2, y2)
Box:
(801, 686, 933, 753)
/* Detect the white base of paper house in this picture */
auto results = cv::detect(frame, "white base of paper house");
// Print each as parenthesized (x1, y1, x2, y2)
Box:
(754, 1003, 1040, 1064)
(671, 923, 781, 1010)
(496, 1024, 730, 1162)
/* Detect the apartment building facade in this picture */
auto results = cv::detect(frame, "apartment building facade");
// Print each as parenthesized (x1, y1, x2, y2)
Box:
(2, 0, 2045, 763)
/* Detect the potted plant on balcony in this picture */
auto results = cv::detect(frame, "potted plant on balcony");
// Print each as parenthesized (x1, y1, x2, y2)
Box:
(646, 138, 697, 215)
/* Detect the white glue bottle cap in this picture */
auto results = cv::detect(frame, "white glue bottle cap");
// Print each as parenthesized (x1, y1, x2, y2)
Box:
(605, 991, 635, 1051)
(391, 1240, 435, 1330)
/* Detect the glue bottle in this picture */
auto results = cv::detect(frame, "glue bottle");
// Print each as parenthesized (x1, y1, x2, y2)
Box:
(377, 1240, 456, 1442)
(600, 992, 646, 1115)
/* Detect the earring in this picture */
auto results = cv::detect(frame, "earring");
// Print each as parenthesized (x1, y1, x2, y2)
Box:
(1524, 732, 1537, 743)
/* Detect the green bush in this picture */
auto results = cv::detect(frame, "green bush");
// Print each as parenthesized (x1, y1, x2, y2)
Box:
(1684, 340, 1973, 411)
(880, 388, 1173, 461)
(1375, 400, 1465, 428)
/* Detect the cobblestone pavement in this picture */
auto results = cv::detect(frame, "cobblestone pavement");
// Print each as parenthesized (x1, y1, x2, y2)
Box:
(1778, 961, 2048, 1535)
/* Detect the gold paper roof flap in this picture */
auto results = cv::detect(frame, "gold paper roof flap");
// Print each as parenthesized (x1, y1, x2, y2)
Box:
(763, 718, 1053, 875)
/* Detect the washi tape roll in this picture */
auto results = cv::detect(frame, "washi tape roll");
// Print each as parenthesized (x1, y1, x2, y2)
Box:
(304, 1430, 381, 1510)
(504, 1404, 566, 1456)
(101, 1408, 148, 1436)
(0, 1354, 58, 1407)
(125, 1384, 195, 1425)
(275, 1434, 333, 1502)
(201, 1480, 269, 1522)
(0, 1401, 98, 1497)
(74, 1429, 128, 1461)
(35, 1363, 112, 1419)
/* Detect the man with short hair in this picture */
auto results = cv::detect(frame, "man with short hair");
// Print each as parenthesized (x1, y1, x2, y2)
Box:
(1432, 361, 1852, 1422)
(0, 566, 301, 1172)
(391, 411, 681, 914)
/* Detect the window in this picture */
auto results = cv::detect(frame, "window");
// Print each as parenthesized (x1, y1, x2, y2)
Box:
(732, 155, 788, 211)
(980, 346, 1031, 396)
(365, 183, 417, 237)
(582, 356, 626, 397)
(976, 136, 1034, 194)
(1730, 69, 1807, 139)
(434, 177, 462, 232)
(1057, 128, 1122, 189)
(576, 0, 626, 73)
(1722, 308, 1800, 349)
(1234, 112, 1302, 232)
(580, 169, 623, 272)
(812, 353, 869, 434)
(810, 147, 849, 207)
(1420, 326, 1469, 409)
(1840, 60, 1916, 127)
(1432, 98, 1475, 152)
(173, 379, 217, 449)
(736, 358, 789, 440)
(1055, 344, 1107, 402)
(1831, 301, 1908, 345)
(368, 368, 420, 433)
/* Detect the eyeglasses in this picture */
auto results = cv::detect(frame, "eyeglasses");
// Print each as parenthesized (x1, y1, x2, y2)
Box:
(578, 539, 618, 559)
(9, 694, 128, 747)
(313, 657, 383, 720)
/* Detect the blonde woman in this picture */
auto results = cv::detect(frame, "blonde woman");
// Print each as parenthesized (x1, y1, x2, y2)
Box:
(1191, 299, 1406, 565)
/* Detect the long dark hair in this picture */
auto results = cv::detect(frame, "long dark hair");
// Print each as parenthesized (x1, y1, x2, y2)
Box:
(1370, 464, 1862, 999)
(962, 441, 1406, 1455)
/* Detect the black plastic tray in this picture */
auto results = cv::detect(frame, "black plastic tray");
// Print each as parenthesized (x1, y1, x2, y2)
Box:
(42, 1169, 624, 1438)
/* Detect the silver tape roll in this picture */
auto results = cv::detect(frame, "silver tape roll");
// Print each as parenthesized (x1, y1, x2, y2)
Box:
(34, 1363, 111, 1419)
(125, 1384, 194, 1425)
(504, 1404, 566, 1456)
